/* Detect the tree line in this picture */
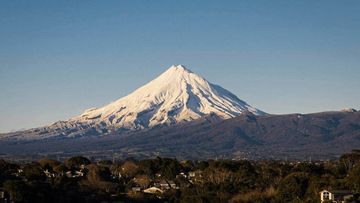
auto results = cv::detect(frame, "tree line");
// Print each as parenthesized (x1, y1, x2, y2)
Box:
(0, 150, 360, 202)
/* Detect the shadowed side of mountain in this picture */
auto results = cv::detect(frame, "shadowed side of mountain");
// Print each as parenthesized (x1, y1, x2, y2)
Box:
(0, 111, 359, 160)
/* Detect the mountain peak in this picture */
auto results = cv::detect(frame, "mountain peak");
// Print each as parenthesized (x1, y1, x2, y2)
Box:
(169, 64, 189, 71)
(72, 64, 266, 131)
(164, 64, 193, 76)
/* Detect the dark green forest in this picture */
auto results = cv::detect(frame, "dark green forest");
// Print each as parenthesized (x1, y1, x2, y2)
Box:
(1, 150, 360, 203)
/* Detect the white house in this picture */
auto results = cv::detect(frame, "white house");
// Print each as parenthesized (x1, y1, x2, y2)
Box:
(44, 169, 56, 178)
(167, 180, 177, 189)
(143, 187, 163, 194)
(66, 170, 84, 178)
(320, 190, 354, 203)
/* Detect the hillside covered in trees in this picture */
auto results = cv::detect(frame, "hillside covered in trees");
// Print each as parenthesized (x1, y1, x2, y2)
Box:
(1, 150, 360, 203)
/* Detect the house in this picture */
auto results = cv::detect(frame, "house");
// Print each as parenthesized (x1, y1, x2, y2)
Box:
(111, 171, 122, 179)
(188, 170, 203, 183)
(167, 180, 177, 189)
(177, 172, 187, 178)
(44, 169, 56, 178)
(320, 190, 354, 203)
(188, 170, 202, 178)
(0, 189, 9, 203)
(66, 170, 84, 178)
(131, 187, 141, 192)
(12, 169, 23, 177)
(74, 170, 84, 177)
(79, 164, 85, 170)
(159, 180, 170, 190)
(188, 171, 196, 178)
(153, 180, 177, 190)
(143, 187, 163, 194)
(66, 171, 72, 177)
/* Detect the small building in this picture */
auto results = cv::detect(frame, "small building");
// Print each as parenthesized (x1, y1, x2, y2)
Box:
(167, 180, 177, 189)
(13, 169, 23, 177)
(0, 189, 9, 203)
(66, 170, 84, 178)
(153, 180, 177, 190)
(143, 187, 163, 194)
(159, 180, 170, 190)
(188, 170, 203, 182)
(74, 170, 84, 177)
(320, 190, 354, 203)
(188, 171, 196, 178)
(177, 172, 187, 178)
(131, 187, 141, 192)
(44, 169, 56, 178)
(79, 164, 86, 170)
(188, 170, 202, 178)
(111, 171, 122, 179)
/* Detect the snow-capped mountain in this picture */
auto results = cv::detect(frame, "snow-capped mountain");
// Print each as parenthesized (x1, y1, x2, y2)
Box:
(72, 65, 265, 128)
(1, 65, 266, 139)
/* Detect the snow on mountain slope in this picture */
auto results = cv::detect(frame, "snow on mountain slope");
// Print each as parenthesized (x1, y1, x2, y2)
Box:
(0, 65, 266, 139)
(70, 65, 266, 130)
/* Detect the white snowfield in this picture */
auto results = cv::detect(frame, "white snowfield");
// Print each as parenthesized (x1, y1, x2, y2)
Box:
(0, 65, 266, 139)
(71, 65, 266, 130)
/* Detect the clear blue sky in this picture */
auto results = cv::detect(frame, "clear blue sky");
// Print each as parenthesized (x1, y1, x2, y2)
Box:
(0, 0, 359, 133)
